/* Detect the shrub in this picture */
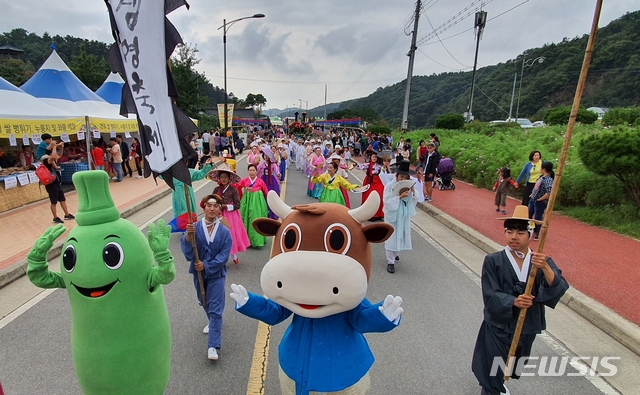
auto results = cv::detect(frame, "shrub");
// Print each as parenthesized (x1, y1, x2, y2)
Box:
(367, 124, 391, 135)
(435, 113, 465, 130)
(579, 126, 640, 207)
(601, 107, 640, 127)
(544, 106, 598, 125)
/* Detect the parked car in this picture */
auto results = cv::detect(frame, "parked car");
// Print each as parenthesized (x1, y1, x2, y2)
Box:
(532, 121, 545, 127)
(506, 118, 533, 129)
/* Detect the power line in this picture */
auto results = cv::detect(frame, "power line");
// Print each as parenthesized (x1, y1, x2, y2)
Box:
(415, 0, 494, 46)
(417, 47, 469, 71)
(423, 12, 472, 68)
(419, 0, 530, 47)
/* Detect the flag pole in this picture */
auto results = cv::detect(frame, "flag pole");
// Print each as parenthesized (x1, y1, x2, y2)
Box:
(184, 183, 207, 307)
(504, 0, 603, 380)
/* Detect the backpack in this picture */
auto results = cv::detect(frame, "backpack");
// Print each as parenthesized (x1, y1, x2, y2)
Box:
(35, 163, 56, 185)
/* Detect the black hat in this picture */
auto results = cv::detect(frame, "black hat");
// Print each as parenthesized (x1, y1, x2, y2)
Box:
(391, 160, 417, 175)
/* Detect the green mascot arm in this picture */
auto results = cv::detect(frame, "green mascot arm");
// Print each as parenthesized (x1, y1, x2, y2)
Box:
(147, 219, 176, 288)
(27, 224, 67, 289)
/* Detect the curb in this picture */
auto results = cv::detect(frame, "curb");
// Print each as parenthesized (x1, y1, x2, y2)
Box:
(416, 201, 640, 357)
(0, 187, 172, 290)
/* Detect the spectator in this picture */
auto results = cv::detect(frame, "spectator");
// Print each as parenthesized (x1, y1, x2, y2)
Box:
(41, 152, 75, 224)
(107, 137, 123, 182)
(116, 135, 133, 177)
(514, 150, 543, 206)
(131, 138, 143, 178)
(91, 142, 105, 171)
(36, 133, 63, 161)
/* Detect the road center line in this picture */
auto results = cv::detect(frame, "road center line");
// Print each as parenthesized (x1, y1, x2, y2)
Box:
(245, 157, 288, 394)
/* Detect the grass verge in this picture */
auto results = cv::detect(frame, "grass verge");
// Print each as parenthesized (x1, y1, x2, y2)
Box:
(556, 204, 640, 240)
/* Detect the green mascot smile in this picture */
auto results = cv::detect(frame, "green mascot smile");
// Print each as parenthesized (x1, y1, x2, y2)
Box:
(27, 170, 175, 395)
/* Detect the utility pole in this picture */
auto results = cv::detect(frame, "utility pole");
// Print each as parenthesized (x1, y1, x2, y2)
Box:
(466, 10, 487, 123)
(401, 0, 421, 133)
(508, 72, 517, 120)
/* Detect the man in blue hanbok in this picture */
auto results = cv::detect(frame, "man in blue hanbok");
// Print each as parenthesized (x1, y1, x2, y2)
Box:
(181, 194, 232, 361)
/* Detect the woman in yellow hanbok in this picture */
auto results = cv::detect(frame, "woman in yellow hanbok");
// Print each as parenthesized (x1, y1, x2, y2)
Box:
(311, 162, 361, 206)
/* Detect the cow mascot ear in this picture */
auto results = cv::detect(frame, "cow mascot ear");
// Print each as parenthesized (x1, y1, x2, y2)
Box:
(230, 190, 404, 394)
(253, 218, 281, 237)
(363, 222, 394, 243)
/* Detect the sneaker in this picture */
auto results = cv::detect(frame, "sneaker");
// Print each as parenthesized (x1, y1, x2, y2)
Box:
(207, 347, 219, 360)
(387, 264, 395, 273)
(64, 214, 75, 220)
(111, 176, 118, 180)
(53, 217, 64, 224)
(203, 324, 209, 334)
(495, 208, 501, 212)
(136, 175, 142, 179)
(395, 255, 399, 261)
(534, 234, 539, 241)
(501, 210, 507, 215)
(233, 258, 239, 265)
(500, 384, 510, 395)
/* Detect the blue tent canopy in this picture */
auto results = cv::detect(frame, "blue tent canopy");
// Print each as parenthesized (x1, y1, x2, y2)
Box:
(95, 72, 125, 105)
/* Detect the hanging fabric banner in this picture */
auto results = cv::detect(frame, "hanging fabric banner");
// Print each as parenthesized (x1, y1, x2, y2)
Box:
(104, 0, 197, 187)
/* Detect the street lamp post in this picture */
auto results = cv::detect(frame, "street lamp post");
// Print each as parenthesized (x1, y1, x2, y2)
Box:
(218, 13, 265, 155)
(515, 56, 545, 121)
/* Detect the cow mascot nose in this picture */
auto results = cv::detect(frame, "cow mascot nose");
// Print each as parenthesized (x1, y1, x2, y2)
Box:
(231, 190, 404, 395)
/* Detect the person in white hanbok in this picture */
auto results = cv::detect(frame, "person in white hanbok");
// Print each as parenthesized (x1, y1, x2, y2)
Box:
(383, 160, 419, 273)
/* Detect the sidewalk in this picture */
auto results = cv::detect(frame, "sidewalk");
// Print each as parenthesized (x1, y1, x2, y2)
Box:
(350, 155, 640, 354)
(0, 157, 228, 287)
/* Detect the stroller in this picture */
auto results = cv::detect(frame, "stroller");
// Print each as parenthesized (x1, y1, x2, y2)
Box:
(435, 157, 456, 190)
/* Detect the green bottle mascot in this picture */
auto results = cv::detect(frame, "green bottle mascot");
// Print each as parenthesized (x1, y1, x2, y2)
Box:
(27, 171, 176, 394)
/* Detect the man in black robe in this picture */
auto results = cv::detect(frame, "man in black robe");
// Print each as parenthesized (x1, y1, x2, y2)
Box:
(471, 205, 569, 395)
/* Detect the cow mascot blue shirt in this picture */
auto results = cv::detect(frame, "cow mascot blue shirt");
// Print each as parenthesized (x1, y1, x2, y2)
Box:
(231, 191, 404, 395)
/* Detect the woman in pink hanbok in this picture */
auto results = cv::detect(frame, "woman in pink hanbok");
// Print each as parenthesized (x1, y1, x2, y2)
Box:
(307, 146, 326, 198)
(210, 164, 251, 264)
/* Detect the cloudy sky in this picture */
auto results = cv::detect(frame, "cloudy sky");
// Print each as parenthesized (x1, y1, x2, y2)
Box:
(1, 0, 637, 112)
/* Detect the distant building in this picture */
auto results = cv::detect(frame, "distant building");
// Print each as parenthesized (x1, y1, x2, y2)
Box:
(0, 44, 24, 60)
(587, 107, 609, 120)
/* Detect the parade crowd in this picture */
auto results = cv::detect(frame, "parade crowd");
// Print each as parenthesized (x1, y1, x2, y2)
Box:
(171, 123, 567, 395)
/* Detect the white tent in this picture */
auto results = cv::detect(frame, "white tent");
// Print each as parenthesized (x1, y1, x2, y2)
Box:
(0, 76, 81, 119)
(21, 50, 126, 120)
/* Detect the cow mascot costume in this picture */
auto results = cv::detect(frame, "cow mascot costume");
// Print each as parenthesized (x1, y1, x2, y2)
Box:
(231, 191, 404, 395)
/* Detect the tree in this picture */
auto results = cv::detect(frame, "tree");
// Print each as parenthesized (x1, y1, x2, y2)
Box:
(69, 44, 111, 91)
(579, 127, 640, 207)
(435, 113, 465, 129)
(170, 44, 211, 118)
(0, 58, 34, 86)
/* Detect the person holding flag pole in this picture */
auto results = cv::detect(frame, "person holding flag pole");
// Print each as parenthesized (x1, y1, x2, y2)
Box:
(471, 1, 602, 393)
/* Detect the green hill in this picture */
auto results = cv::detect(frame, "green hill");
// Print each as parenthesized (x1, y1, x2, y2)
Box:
(340, 10, 640, 128)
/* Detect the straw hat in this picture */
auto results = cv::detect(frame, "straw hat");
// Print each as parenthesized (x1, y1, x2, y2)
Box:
(261, 146, 276, 162)
(498, 205, 542, 224)
(208, 163, 241, 184)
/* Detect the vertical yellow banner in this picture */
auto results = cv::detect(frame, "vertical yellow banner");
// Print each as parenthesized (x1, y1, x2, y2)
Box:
(217, 104, 235, 129)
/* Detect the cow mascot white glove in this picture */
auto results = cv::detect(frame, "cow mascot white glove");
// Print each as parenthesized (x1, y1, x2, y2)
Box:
(231, 191, 403, 395)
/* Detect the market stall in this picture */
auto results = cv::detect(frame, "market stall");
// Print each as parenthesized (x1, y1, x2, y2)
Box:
(0, 170, 48, 212)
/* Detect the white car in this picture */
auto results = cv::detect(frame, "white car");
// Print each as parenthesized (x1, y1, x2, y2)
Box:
(506, 118, 533, 129)
(532, 121, 545, 127)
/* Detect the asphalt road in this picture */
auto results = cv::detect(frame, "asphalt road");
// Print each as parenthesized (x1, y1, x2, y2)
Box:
(0, 157, 610, 395)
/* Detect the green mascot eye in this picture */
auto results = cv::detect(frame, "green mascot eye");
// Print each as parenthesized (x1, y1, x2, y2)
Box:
(63, 245, 76, 273)
(103, 242, 124, 270)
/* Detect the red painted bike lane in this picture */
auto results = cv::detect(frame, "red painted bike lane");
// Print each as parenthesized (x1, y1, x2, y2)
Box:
(351, 155, 640, 325)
